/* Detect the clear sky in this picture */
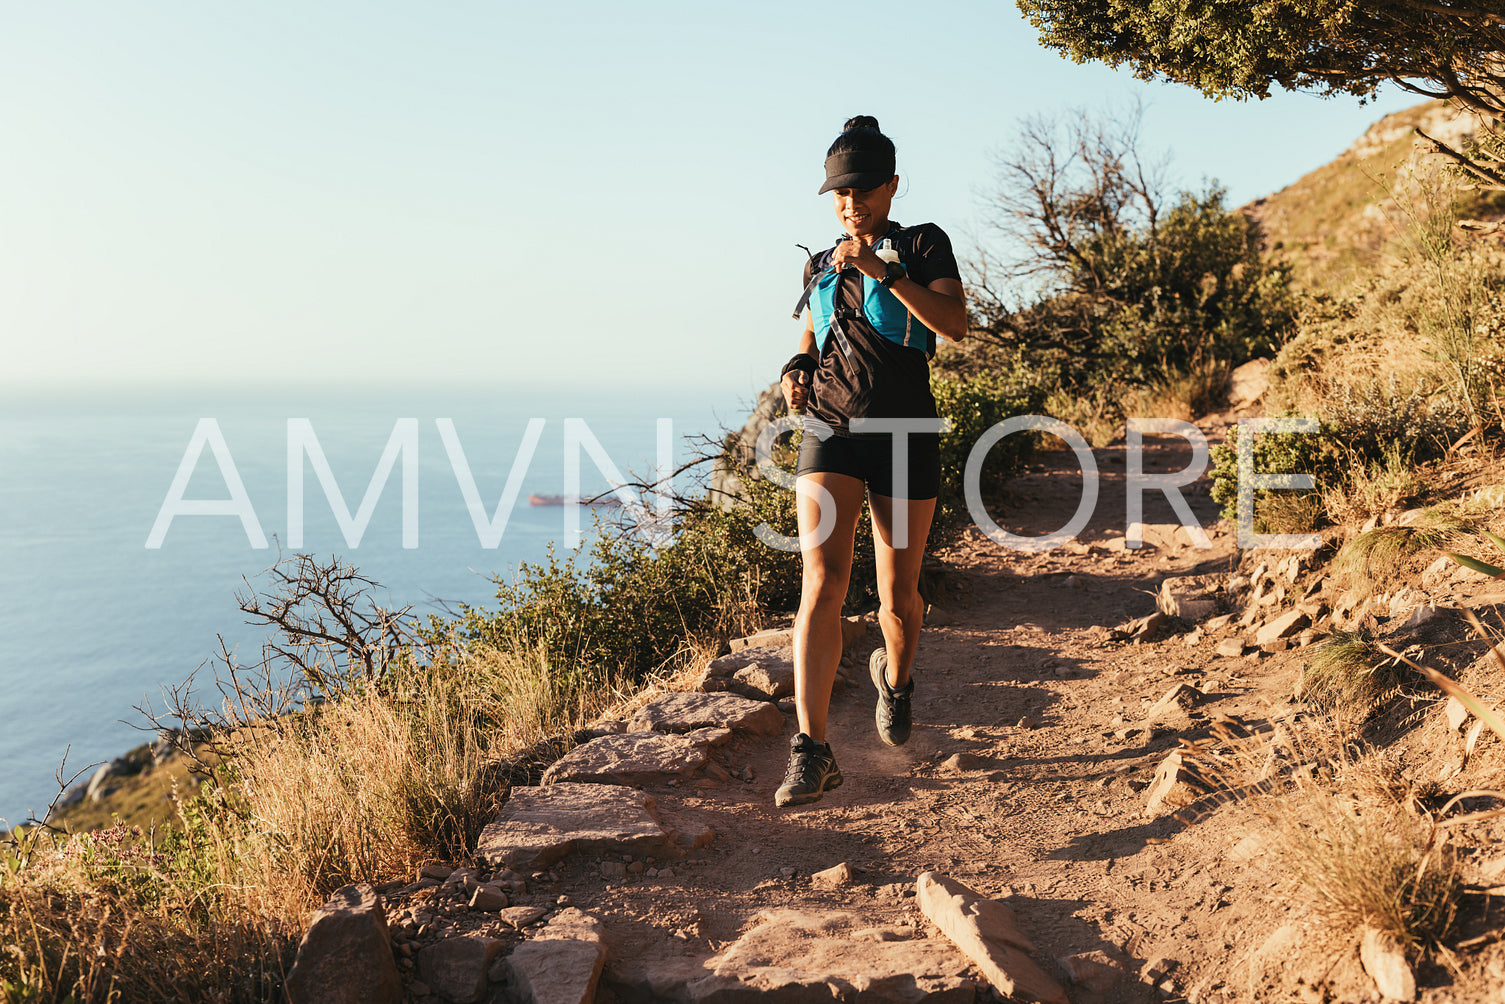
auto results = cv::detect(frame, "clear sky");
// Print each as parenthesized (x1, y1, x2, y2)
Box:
(0, 1, 1422, 399)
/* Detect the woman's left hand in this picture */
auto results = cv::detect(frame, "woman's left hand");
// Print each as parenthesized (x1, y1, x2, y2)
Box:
(829, 237, 884, 280)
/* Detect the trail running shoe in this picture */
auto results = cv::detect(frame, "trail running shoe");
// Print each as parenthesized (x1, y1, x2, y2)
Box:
(774, 733, 843, 807)
(870, 648, 914, 747)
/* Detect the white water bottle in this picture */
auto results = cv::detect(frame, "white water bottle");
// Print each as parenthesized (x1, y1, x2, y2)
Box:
(876, 238, 899, 264)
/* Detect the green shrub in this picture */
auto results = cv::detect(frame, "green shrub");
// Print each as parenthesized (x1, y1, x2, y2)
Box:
(448, 495, 788, 688)
(1209, 386, 1469, 527)
(1209, 414, 1338, 526)
(932, 366, 1045, 524)
(972, 166, 1296, 424)
(1085, 186, 1297, 383)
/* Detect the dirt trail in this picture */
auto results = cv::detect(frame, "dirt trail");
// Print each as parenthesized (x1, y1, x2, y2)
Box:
(423, 415, 1504, 1003)
(529, 418, 1318, 1001)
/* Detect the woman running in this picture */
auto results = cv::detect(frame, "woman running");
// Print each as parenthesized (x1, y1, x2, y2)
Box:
(775, 115, 967, 807)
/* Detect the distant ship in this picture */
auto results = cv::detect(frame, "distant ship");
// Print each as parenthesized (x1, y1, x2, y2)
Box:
(527, 494, 623, 507)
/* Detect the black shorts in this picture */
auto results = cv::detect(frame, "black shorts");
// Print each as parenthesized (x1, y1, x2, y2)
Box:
(796, 430, 940, 500)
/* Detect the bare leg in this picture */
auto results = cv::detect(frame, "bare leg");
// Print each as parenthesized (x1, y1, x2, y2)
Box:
(792, 472, 866, 741)
(868, 493, 937, 689)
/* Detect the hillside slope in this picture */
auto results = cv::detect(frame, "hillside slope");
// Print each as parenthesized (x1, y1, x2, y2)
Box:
(1245, 99, 1500, 290)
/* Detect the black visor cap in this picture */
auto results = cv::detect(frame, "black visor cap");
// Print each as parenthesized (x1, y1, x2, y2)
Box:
(818, 149, 896, 194)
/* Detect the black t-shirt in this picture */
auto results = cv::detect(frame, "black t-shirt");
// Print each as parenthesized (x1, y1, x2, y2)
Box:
(800, 221, 960, 435)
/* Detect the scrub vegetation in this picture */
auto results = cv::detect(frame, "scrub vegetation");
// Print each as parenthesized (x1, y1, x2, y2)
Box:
(1015, 1, 1505, 534)
(0, 508, 782, 1001)
(949, 104, 1297, 444)
(1203, 153, 1505, 533)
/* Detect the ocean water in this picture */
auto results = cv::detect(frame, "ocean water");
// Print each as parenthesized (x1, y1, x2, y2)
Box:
(0, 383, 753, 825)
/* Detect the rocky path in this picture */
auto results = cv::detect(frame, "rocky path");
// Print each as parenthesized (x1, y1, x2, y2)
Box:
(286, 416, 1505, 1003)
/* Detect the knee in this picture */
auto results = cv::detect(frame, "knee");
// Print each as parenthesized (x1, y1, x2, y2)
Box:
(802, 567, 849, 611)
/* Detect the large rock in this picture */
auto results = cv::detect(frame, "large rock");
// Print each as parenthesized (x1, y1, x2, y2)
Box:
(630, 692, 783, 736)
(729, 629, 793, 652)
(1227, 357, 1271, 408)
(1143, 751, 1209, 817)
(1157, 575, 1222, 621)
(503, 908, 608, 1004)
(506, 940, 604, 1004)
(475, 783, 676, 870)
(703, 647, 795, 700)
(418, 936, 504, 1004)
(285, 884, 402, 1004)
(699, 908, 977, 1003)
(707, 646, 790, 677)
(727, 616, 867, 654)
(914, 872, 1067, 1004)
(541, 732, 711, 785)
(1359, 928, 1415, 1001)
(1144, 683, 1207, 721)
(733, 660, 795, 700)
(1255, 609, 1310, 647)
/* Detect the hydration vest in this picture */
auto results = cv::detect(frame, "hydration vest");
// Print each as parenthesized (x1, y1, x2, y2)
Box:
(794, 223, 938, 359)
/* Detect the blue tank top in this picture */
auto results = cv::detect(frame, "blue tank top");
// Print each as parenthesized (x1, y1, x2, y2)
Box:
(806, 226, 937, 359)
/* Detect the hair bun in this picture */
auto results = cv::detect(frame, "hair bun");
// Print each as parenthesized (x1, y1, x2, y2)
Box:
(842, 115, 881, 133)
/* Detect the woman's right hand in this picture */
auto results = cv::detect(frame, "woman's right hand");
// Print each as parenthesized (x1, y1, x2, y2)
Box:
(782, 370, 809, 414)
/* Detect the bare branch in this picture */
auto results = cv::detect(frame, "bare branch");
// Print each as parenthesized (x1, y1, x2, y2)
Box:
(1395, 79, 1460, 100)
(1415, 126, 1505, 190)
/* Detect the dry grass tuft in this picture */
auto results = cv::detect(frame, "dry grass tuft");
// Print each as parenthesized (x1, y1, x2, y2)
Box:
(2, 536, 745, 1000)
(0, 818, 294, 1002)
(1120, 357, 1233, 424)
(218, 633, 678, 926)
(1264, 766, 1461, 951)
(1332, 514, 1473, 588)
(1254, 490, 1328, 537)
(1190, 721, 1462, 953)
(1322, 442, 1424, 524)
(1044, 383, 1125, 449)
(1050, 358, 1236, 448)
(1299, 631, 1411, 714)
